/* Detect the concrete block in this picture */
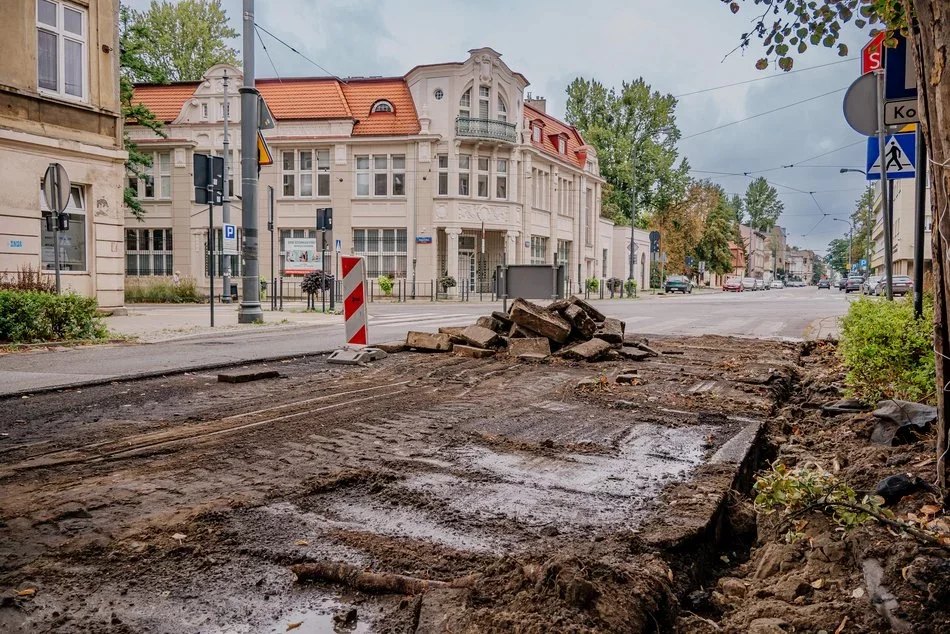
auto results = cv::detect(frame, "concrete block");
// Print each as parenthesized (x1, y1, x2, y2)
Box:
(475, 315, 505, 332)
(460, 325, 500, 349)
(508, 323, 540, 339)
(217, 369, 280, 383)
(616, 374, 642, 385)
(619, 347, 652, 361)
(594, 317, 624, 345)
(556, 338, 613, 361)
(509, 299, 571, 343)
(376, 340, 408, 353)
(491, 311, 513, 329)
(571, 297, 606, 322)
(564, 303, 596, 339)
(407, 331, 453, 352)
(453, 345, 496, 359)
(508, 337, 551, 359)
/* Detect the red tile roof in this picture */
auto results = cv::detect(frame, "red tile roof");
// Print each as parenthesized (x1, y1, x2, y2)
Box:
(131, 76, 420, 136)
(524, 103, 587, 168)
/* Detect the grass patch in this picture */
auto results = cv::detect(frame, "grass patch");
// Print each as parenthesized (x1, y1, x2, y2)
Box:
(125, 276, 201, 303)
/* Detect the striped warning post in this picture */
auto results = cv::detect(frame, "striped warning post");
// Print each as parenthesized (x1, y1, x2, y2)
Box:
(341, 255, 368, 346)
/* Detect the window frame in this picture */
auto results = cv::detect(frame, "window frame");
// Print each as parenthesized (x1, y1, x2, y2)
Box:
(530, 236, 547, 265)
(495, 159, 508, 200)
(437, 154, 449, 196)
(128, 151, 172, 201)
(496, 94, 508, 122)
(36, 0, 87, 103)
(478, 85, 490, 119)
(532, 126, 541, 143)
(459, 88, 471, 119)
(353, 228, 408, 278)
(281, 149, 331, 199)
(41, 184, 87, 272)
(125, 228, 174, 276)
(355, 154, 405, 198)
(371, 99, 394, 113)
(458, 154, 471, 197)
(476, 156, 489, 198)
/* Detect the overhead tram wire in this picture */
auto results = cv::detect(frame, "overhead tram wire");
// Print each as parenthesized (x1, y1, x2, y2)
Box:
(673, 58, 853, 98)
(255, 25, 282, 83)
(679, 86, 848, 141)
(254, 22, 346, 82)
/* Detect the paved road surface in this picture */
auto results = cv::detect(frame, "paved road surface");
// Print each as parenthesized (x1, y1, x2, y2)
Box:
(0, 287, 848, 396)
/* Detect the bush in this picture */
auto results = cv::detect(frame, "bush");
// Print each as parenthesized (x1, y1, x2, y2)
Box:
(438, 275, 457, 292)
(125, 276, 200, 303)
(585, 277, 599, 293)
(0, 264, 55, 292)
(839, 296, 935, 404)
(301, 271, 333, 295)
(625, 279, 638, 296)
(378, 274, 394, 296)
(0, 290, 107, 343)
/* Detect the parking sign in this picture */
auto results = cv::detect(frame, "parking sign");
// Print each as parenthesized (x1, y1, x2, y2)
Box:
(222, 223, 238, 254)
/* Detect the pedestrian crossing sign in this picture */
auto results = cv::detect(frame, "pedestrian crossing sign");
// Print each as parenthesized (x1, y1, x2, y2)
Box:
(866, 132, 916, 180)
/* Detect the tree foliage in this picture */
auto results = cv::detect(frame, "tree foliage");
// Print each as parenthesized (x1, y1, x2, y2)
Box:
(849, 186, 875, 271)
(825, 237, 851, 276)
(119, 4, 167, 220)
(566, 77, 690, 228)
(125, 0, 239, 82)
(742, 177, 784, 232)
(696, 189, 741, 275)
(652, 181, 737, 276)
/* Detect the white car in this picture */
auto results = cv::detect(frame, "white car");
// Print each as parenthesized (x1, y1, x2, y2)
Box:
(769, 280, 784, 289)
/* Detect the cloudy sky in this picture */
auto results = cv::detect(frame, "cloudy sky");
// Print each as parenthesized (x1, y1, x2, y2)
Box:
(130, 0, 876, 255)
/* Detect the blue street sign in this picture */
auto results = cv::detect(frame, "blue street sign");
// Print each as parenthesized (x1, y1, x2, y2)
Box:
(867, 133, 916, 181)
(885, 33, 917, 101)
(860, 259, 867, 267)
(222, 223, 238, 254)
(224, 224, 236, 240)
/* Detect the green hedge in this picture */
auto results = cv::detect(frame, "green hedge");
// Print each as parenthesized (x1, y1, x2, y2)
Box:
(0, 290, 107, 343)
(839, 296, 935, 404)
(125, 276, 200, 303)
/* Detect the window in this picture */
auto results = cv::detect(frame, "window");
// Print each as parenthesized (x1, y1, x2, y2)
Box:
(478, 85, 490, 119)
(279, 229, 317, 275)
(495, 159, 507, 200)
(127, 151, 171, 200)
(530, 236, 547, 265)
(126, 229, 173, 276)
(434, 88, 444, 100)
(41, 184, 85, 272)
(206, 228, 241, 277)
(476, 157, 489, 198)
(497, 95, 508, 122)
(459, 88, 471, 118)
(585, 188, 595, 246)
(557, 239, 572, 269)
(36, 0, 86, 101)
(458, 154, 470, 196)
(355, 154, 404, 197)
(602, 249, 609, 277)
(282, 149, 330, 198)
(437, 154, 448, 196)
(371, 100, 393, 113)
(558, 137, 566, 154)
(201, 102, 209, 120)
(353, 228, 408, 278)
(532, 126, 541, 143)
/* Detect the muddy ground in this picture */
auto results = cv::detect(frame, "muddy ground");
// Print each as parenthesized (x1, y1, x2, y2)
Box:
(0, 335, 947, 632)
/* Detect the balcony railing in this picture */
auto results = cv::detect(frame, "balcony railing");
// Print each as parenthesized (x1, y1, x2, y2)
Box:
(455, 116, 517, 143)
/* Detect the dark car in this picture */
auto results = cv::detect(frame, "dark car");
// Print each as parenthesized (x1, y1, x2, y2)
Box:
(664, 275, 693, 294)
(844, 276, 864, 293)
(874, 275, 913, 296)
(838, 278, 847, 291)
(817, 279, 830, 289)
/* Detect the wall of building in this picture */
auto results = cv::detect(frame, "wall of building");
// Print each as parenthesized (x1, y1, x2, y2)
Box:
(870, 177, 932, 278)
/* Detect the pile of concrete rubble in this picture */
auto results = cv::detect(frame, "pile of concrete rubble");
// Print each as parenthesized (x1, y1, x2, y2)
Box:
(380, 297, 656, 362)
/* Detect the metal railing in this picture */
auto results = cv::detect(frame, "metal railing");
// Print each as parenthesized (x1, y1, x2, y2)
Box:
(455, 116, 517, 143)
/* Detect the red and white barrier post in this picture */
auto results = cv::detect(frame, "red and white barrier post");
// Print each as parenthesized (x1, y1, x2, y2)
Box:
(342, 255, 368, 346)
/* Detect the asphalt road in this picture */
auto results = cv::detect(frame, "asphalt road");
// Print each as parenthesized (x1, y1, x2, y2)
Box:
(0, 287, 848, 396)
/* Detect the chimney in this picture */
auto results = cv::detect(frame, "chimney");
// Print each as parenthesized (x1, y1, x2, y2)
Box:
(525, 94, 546, 113)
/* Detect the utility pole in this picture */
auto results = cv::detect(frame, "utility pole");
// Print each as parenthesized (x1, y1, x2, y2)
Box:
(874, 68, 894, 301)
(913, 127, 927, 318)
(238, 0, 262, 322)
(628, 148, 636, 285)
(221, 70, 231, 303)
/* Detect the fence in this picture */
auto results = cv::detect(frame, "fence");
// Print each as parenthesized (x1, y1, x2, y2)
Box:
(266, 277, 507, 308)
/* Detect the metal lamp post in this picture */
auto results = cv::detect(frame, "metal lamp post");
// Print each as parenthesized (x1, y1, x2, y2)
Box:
(840, 169, 872, 277)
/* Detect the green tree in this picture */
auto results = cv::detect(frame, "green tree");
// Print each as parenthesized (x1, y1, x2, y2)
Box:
(566, 77, 690, 228)
(723, 0, 950, 488)
(120, 4, 166, 220)
(850, 186, 875, 271)
(696, 189, 739, 275)
(127, 0, 238, 82)
(742, 177, 784, 232)
(825, 238, 851, 277)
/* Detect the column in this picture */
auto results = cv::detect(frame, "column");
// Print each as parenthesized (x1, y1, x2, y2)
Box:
(445, 227, 462, 297)
(505, 230, 519, 265)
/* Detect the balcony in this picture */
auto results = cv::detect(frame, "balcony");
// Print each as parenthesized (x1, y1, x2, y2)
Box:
(455, 116, 517, 144)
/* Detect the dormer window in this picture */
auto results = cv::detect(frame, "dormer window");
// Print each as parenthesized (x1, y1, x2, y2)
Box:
(532, 126, 541, 143)
(558, 137, 566, 154)
(371, 100, 394, 113)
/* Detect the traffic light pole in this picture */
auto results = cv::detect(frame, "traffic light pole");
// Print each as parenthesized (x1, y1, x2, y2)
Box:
(222, 70, 231, 303)
(238, 0, 263, 323)
(913, 128, 927, 319)
(875, 68, 894, 301)
(208, 154, 215, 327)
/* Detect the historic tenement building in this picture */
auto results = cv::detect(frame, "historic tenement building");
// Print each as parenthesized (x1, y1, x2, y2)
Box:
(0, 0, 126, 308)
(129, 48, 614, 297)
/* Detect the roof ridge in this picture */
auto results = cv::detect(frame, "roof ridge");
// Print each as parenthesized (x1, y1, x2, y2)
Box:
(334, 80, 353, 118)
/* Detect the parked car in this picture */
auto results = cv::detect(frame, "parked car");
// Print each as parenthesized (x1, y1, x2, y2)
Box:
(664, 275, 693, 294)
(838, 278, 847, 291)
(817, 279, 830, 289)
(722, 277, 744, 292)
(769, 280, 785, 289)
(874, 275, 913, 296)
(844, 275, 864, 293)
(864, 275, 883, 295)
(753, 279, 765, 291)
(740, 277, 755, 291)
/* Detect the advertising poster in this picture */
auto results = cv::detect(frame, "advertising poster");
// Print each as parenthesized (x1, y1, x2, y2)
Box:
(284, 238, 322, 274)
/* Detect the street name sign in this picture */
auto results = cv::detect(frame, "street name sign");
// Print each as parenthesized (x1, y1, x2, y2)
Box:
(867, 132, 916, 180)
(884, 98, 920, 125)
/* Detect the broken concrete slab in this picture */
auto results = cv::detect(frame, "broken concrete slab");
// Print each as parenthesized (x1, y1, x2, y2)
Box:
(475, 315, 505, 333)
(556, 338, 613, 361)
(327, 348, 388, 365)
(618, 347, 652, 361)
(616, 374, 640, 385)
(376, 341, 409, 354)
(563, 304, 596, 340)
(593, 317, 624, 345)
(509, 299, 571, 343)
(491, 311, 513, 329)
(217, 369, 280, 383)
(570, 297, 606, 322)
(509, 323, 541, 339)
(508, 337, 551, 359)
(460, 325, 500, 349)
(407, 331, 453, 352)
(453, 345, 496, 359)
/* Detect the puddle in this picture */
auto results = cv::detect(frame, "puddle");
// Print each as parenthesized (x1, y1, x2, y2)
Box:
(406, 423, 712, 529)
(272, 599, 373, 634)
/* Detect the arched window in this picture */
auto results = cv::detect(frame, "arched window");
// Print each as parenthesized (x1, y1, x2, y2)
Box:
(497, 94, 508, 122)
(371, 100, 394, 113)
(459, 88, 471, 118)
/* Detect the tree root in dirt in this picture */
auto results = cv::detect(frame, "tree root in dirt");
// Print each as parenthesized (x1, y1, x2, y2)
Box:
(289, 561, 476, 595)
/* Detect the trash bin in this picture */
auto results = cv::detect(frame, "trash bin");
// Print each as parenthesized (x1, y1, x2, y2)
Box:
(230, 283, 238, 300)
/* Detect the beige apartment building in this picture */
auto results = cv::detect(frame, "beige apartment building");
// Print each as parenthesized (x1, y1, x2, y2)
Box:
(129, 48, 613, 298)
(610, 226, 651, 289)
(0, 0, 127, 308)
(787, 248, 816, 282)
(740, 226, 769, 280)
(869, 178, 932, 278)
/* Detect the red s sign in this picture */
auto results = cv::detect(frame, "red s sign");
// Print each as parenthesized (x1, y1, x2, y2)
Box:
(862, 32, 885, 74)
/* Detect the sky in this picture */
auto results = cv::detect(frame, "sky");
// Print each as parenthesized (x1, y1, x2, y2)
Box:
(128, 0, 877, 255)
